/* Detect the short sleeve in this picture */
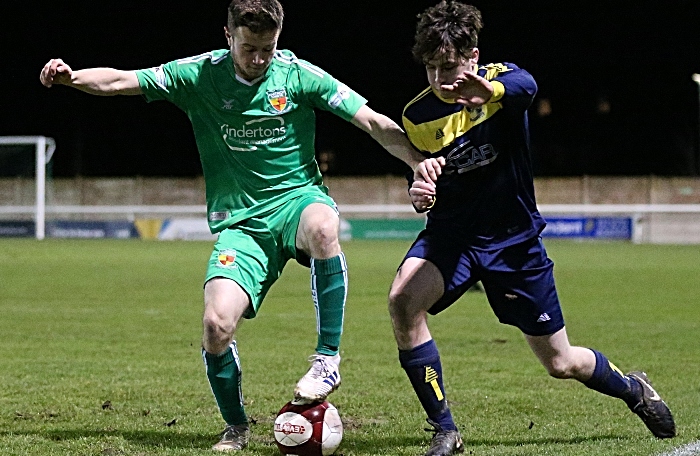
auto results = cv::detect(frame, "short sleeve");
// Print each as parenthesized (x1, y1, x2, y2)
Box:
(295, 59, 367, 121)
(135, 56, 203, 110)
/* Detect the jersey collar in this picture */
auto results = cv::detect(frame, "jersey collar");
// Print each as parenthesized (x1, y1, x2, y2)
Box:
(234, 73, 264, 86)
(431, 87, 458, 104)
(225, 52, 272, 87)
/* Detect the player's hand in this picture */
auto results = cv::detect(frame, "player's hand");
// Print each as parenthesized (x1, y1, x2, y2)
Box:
(413, 156, 445, 184)
(440, 71, 494, 109)
(409, 179, 436, 212)
(40, 58, 73, 88)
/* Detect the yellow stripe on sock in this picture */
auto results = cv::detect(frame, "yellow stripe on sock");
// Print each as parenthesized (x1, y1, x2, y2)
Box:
(609, 361, 624, 377)
(430, 380, 444, 401)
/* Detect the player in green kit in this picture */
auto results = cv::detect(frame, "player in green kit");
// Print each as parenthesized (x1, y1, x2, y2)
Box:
(40, 0, 442, 451)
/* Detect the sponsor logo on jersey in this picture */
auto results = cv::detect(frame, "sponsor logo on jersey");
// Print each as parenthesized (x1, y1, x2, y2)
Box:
(222, 99, 235, 110)
(209, 211, 228, 221)
(329, 83, 351, 108)
(443, 139, 499, 174)
(435, 129, 445, 140)
(266, 88, 290, 113)
(216, 249, 237, 268)
(468, 106, 485, 122)
(152, 65, 167, 90)
(221, 117, 288, 151)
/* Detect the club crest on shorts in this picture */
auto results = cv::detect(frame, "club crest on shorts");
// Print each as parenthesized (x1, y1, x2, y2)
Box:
(266, 88, 290, 114)
(216, 249, 237, 268)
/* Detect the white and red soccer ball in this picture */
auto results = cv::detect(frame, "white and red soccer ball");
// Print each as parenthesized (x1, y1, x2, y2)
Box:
(273, 400, 343, 455)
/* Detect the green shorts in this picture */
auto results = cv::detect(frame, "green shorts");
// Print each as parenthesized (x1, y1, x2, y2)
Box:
(205, 187, 337, 319)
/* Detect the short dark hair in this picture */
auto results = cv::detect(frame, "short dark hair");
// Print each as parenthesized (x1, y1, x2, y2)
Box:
(412, 1, 483, 63)
(228, 0, 284, 33)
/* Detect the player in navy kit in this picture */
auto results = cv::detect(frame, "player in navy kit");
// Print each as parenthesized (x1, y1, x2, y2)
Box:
(388, 2, 676, 455)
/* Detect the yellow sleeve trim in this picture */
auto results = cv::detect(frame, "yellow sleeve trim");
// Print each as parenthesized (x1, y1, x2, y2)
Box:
(489, 81, 505, 103)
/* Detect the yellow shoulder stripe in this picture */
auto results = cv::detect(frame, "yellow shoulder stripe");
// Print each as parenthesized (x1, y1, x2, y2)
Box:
(481, 63, 512, 80)
(403, 102, 502, 154)
(490, 81, 505, 103)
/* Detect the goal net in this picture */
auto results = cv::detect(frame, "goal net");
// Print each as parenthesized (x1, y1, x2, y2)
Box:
(0, 136, 56, 239)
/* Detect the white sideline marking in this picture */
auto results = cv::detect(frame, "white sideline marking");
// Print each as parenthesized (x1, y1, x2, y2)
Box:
(657, 441, 700, 456)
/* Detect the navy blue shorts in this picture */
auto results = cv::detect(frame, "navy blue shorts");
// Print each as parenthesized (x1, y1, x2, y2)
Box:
(403, 232, 564, 336)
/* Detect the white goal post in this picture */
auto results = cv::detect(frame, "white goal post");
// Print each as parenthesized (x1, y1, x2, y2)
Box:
(0, 136, 56, 239)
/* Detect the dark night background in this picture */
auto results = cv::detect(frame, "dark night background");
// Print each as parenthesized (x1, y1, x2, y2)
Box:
(2, 0, 700, 177)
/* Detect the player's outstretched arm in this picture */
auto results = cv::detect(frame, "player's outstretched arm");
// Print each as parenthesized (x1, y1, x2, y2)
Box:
(440, 71, 493, 109)
(40, 58, 142, 96)
(350, 105, 443, 184)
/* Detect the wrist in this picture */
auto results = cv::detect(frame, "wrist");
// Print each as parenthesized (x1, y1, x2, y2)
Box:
(412, 196, 435, 214)
(489, 81, 505, 103)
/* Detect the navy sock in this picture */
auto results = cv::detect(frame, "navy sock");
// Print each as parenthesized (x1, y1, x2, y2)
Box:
(399, 339, 456, 431)
(582, 349, 642, 408)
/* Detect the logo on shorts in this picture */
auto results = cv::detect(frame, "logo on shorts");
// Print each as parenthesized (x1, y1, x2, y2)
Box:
(267, 88, 290, 113)
(217, 249, 237, 268)
(537, 313, 551, 322)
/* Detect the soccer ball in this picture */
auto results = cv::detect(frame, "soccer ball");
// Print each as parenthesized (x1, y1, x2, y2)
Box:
(273, 400, 343, 456)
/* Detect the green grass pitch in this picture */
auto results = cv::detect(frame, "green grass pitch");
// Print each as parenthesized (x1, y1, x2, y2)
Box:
(0, 238, 699, 455)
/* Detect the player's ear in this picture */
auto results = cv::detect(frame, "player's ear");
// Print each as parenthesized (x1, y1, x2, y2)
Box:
(470, 48, 479, 64)
(224, 27, 233, 47)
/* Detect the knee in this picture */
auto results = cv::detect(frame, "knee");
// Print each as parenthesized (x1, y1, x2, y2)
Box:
(543, 355, 577, 379)
(305, 219, 339, 254)
(388, 286, 417, 327)
(202, 311, 235, 345)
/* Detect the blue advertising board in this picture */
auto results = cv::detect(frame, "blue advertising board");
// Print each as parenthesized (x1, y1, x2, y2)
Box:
(46, 221, 139, 239)
(0, 221, 35, 237)
(541, 217, 632, 239)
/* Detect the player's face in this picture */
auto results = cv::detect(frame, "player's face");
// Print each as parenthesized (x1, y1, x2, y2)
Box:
(226, 26, 279, 81)
(424, 49, 477, 99)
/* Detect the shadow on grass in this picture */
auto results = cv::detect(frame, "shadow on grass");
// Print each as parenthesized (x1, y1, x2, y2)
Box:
(5, 429, 213, 449)
(463, 433, 636, 448)
(1, 428, 635, 454)
(1, 428, 273, 454)
(347, 433, 634, 453)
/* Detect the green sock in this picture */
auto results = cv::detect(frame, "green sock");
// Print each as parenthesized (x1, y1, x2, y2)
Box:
(203, 342, 247, 426)
(311, 253, 347, 356)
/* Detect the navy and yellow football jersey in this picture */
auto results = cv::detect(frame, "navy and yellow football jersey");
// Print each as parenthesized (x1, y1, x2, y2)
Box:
(403, 62, 545, 250)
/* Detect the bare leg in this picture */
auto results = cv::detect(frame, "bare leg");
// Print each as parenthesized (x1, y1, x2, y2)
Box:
(525, 327, 596, 381)
(294, 203, 345, 401)
(202, 277, 251, 438)
(202, 277, 250, 354)
(526, 326, 676, 438)
(388, 257, 444, 350)
(389, 257, 463, 454)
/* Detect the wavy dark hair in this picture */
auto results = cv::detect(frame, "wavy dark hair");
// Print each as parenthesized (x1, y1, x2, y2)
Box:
(412, 1, 483, 63)
(228, 0, 284, 33)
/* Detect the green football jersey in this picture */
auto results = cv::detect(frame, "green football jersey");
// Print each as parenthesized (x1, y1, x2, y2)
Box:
(135, 49, 367, 233)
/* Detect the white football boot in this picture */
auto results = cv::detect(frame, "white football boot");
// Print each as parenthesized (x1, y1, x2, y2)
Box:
(294, 353, 341, 403)
(212, 424, 250, 451)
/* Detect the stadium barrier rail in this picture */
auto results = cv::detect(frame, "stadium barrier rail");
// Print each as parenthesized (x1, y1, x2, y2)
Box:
(2, 204, 700, 243)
